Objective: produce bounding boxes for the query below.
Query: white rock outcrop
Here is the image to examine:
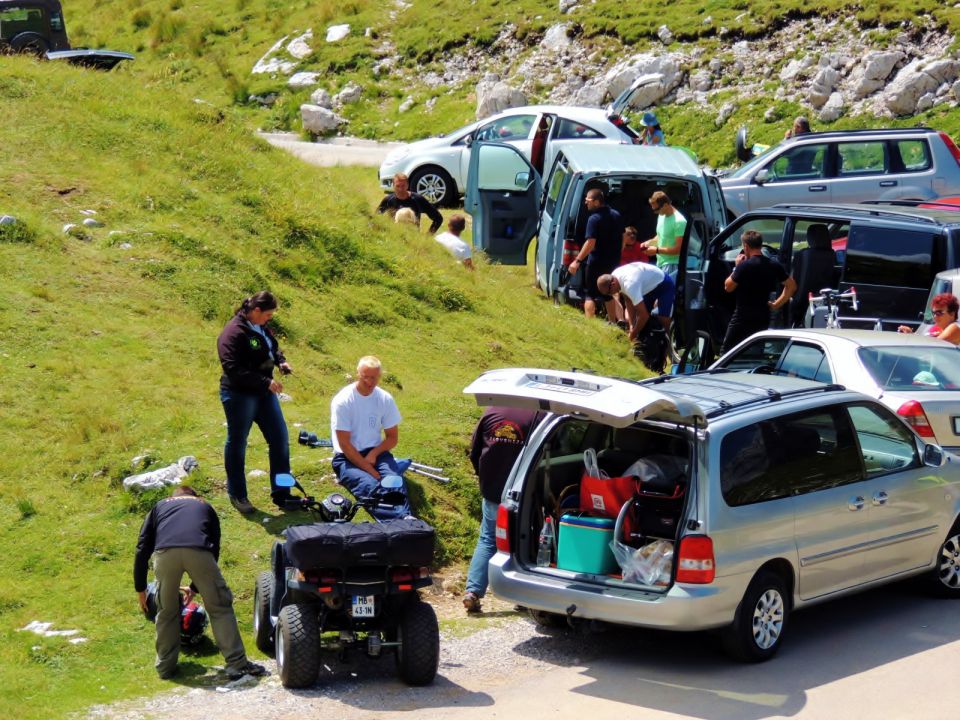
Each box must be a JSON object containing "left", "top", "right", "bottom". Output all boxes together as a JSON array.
[
  {"left": 301, "top": 104, "right": 346, "bottom": 134},
  {"left": 476, "top": 80, "right": 527, "bottom": 119},
  {"left": 288, "top": 72, "right": 320, "bottom": 89},
  {"left": 287, "top": 29, "right": 314, "bottom": 60},
  {"left": 326, "top": 24, "right": 350, "bottom": 42}
]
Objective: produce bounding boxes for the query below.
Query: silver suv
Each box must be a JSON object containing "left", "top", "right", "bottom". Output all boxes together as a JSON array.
[
  {"left": 719, "top": 127, "right": 960, "bottom": 218},
  {"left": 464, "top": 368, "right": 960, "bottom": 661}
]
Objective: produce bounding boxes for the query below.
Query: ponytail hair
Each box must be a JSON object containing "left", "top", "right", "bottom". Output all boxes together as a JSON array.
[{"left": 236, "top": 291, "right": 278, "bottom": 316}]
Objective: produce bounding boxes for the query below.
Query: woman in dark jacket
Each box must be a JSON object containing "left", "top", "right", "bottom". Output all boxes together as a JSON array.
[{"left": 217, "top": 291, "right": 293, "bottom": 514}]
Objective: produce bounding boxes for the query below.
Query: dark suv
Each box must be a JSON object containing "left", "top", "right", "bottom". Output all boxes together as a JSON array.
[
  {"left": 0, "top": 0, "right": 132, "bottom": 69},
  {"left": 677, "top": 201, "right": 960, "bottom": 358},
  {"left": 0, "top": 1, "right": 69, "bottom": 53}
]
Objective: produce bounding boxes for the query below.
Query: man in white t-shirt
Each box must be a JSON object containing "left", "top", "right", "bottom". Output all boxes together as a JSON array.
[
  {"left": 597, "top": 262, "right": 675, "bottom": 342},
  {"left": 434, "top": 213, "right": 473, "bottom": 269},
  {"left": 330, "top": 355, "right": 411, "bottom": 520}
]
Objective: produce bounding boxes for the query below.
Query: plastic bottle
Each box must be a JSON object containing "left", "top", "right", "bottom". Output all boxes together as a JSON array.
[{"left": 536, "top": 516, "right": 555, "bottom": 567}]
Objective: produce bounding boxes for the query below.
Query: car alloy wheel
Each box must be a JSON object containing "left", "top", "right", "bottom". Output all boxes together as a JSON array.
[{"left": 751, "top": 588, "right": 785, "bottom": 650}]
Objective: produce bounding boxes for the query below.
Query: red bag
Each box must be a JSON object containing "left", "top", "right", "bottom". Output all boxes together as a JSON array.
[{"left": 580, "top": 473, "right": 638, "bottom": 519}]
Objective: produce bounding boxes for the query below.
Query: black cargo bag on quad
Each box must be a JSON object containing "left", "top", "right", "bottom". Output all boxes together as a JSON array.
[
  {"left": 633, "top": 323, "right": 668, "bottom": 374},
  {"left": 283, "top": 519, "right": 435, "bottom": 570}
]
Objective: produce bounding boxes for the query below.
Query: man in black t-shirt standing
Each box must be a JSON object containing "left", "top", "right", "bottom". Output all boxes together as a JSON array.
[
  {"left": 721, "top": 229, "right": 797, "bottom": 353},
  {"left": 377, "top": 172, "right": 444, "bottom": 233},
  {"left": 462, "top": 406, "right": 543, "bottom": 613},
  {"left": 567, "top": 189, "right": 624, "bottom": 319}
]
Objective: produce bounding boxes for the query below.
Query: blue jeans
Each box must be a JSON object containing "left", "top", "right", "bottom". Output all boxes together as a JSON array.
[
  {"left": 220, "top": 388, "right": 290, "bottom": 504},
  {"left": 465, "top": 499, "right": 499, "bottom": 597},
  {"left": 332, "top": 449, "right": 412, "bottom": 520}
]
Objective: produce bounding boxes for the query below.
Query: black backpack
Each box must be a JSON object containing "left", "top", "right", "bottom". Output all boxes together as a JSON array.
[{"left": 634, "top": 324, "right": 667, "bottom": 374}]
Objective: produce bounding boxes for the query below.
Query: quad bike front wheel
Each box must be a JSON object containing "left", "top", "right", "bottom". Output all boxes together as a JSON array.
[
  {"left": 253, "top": 571, "right": 276, "bottom": 655},
  {"left": 276, "top": 603, "right": 320, "bottom": 688},
  {"left": 395, "top": 598, "right": 439, "bottom": 686}
]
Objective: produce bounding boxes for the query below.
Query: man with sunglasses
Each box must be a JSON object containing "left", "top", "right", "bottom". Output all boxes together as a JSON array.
[
  {"left": 567, "top": 188, "right": 624, "bottom": 320},
  {"left": 640, "top": 191, "right": 686, "bottom": 279}
]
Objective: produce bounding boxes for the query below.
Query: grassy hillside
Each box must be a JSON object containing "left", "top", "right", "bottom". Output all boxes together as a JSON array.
[
  {"left": 57, "top": 0, "right": 960, "bottom": 166},
  {"left": 0, "top": 56, "right": 642, "bottom": 718}
]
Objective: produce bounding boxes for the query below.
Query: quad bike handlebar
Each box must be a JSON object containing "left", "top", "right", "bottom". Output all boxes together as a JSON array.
[{"left": 297, "top": 492, "right": 404, "bottom": 523}]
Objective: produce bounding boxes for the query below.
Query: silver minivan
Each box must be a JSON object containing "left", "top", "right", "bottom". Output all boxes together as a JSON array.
[
  {"left": 464, "top": 139, "right": 727, "bottom": 304},
  {"left": 464, "top": 368, "right": 960, "bottom": 661}
]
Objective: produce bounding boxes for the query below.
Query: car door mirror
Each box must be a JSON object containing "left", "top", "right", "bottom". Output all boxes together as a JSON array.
[
  {"left": 465, "top": 134, "right": 474, "bottom": 148},
  {"left": 754, "top": 168, "right": 770, "bottom": 185},
  {"left": 515, "top": 171, "right": 530, "bottom": 188},
  {"left": 923, "top": 443, "right": 944, "bottom": 468}
]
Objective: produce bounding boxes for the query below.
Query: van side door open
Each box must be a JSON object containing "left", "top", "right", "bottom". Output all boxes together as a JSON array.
[{"left": 465, "top": 142, "right": 542, "bottom": 265}]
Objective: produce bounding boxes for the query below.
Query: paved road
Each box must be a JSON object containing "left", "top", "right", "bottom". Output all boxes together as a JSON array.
[
  {"left": 89, "top": 582, "right": 959, "bottom": 719},
  {"left": 259, "top": 132, "right": 403, "bottom": 168}
]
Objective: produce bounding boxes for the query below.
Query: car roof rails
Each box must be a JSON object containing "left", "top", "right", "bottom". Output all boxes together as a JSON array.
[
  {"left": 638, "top": 371, "right": 846, "bottom": 420},
  {"left": 769, "top": 203, "right": 944, "bottom": 225},
  {"left": 793, "top": 127, "right": 935, "bottom": 140}
]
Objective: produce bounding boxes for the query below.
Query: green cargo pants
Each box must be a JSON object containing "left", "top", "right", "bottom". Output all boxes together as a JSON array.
[{"left": 153, "top": 547, "right": 248, "bottom": 677}]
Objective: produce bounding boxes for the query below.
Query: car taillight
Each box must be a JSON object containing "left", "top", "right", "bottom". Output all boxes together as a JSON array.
[
  {"left": 495, "top": 504, "right": 512, "bottom": 553},
  {"left": 939, "top": 131, "right": 960, "bottom": 167},
  {"left": 676, "top": 535, "right": 715, "bottom": 584},
  {"left": 897, "top": 400, "right": 935, "bottom": 437}
]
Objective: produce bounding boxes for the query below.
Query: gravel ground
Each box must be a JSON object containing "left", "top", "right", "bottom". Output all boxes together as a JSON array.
[{"left": 83, "top": 593, "right": 601, "bottom": 720}]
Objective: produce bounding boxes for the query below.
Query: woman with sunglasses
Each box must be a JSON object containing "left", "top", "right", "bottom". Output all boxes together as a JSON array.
[{"left": 898, "top": 292, "right": 960, "bottom": 344}]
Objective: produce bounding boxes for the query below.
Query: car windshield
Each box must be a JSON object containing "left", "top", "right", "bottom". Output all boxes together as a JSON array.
[{"left": 858, "top": 346, "right": 960, "bottom": 391}]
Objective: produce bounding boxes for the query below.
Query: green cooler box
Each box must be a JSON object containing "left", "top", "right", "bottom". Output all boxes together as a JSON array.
[{"left": 557, "top": 513, "right": 619, "bottom": 575}]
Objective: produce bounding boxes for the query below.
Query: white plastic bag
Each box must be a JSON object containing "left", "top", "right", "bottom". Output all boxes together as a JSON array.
[
  {"left": 610, "top": 538, "right": 674, "bottom": 585},
  {"left": 123, "top": 456, "right": 198, "bottom": 493},
  {"left": 583, "top": 448, "right": 607, "bottom": 478}
]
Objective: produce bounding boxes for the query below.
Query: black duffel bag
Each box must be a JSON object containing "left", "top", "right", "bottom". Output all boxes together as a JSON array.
[{"left": 284, "top": 519, "right": 435, "bottom": 570}]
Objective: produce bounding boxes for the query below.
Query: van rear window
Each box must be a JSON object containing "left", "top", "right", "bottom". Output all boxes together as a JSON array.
[{"left": 843, "top": 226, "right": 936, "bottom": 289}]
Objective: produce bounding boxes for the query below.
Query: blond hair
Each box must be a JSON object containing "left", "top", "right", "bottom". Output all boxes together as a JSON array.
[
  {"left": 395, "top": 207, "right": 418, "bottom": 226},
  {"left": 357, "top": 355, "right": 382, "bottom": 373}
]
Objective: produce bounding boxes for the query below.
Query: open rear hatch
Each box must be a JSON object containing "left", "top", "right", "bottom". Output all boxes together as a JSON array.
[{"left": 465, "top": 369, "right": 704, "bottom": 591}]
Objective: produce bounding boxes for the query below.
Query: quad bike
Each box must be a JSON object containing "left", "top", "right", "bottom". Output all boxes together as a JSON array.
[{"left": 253, "top": 491, "right": 440, "bottom": 689}]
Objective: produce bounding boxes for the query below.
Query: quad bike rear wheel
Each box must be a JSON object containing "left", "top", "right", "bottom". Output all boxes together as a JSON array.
[
  {"left": 395, "top": 598, "right": 439, "bottom": 685},
  {"left": 276, "top": 603, "right": 320, "bottom": 688}
]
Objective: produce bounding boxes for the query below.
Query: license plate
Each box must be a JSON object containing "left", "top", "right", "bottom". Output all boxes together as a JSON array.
[
  {"left": 953, "top": 417, "right": 960, "bottom": 435},
  {"left": 351, "top": 595, "right": 375, "bottom": 618}
]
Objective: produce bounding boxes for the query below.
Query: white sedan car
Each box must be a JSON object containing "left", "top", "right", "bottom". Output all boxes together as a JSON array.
[
  {"left": 378, "top": 105, "right": 639, "bottom": 206},
  {"left": 709, "top": 329, "right": 960, "bottom": 452},
  {"left": 377, "top": 75, "right": 675, "bottom": 206}
]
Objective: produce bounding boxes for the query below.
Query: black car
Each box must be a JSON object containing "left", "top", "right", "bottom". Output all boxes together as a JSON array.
[
  {"left": 676, "top": 201, "right": 960, "bottom": 360},
  {"left": 0, "top": 0, "right": 133, "bottom": 69}
]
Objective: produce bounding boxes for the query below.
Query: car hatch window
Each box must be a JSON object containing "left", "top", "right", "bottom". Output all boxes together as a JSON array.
[
  {"left": 554, "top": 119, "right": 603, "bottom": 139},
  {"left": 846, "top": 403, "right": 920, "bottom": 477},
  {"left": 767, "top": 143, "right": 828, "bottom": 181},
  {"left": 837, "top": 141, "right": 886, "bottom": 176},
  {"left": 720, "top": 406, "right": 861, "bottom": 506},
  {"left": 895, "top": 140, "right": 932, "bottom": 172},
  {"left": 857, "top": 346, "right": 960, "bottom": 391},
  {"left": 778, "top": 343, "right": 832, "bottom": 382},
  {"left": 718, "top": 337, "right": 789, "bottom": 371},
  {"left": 843, "top": 225, "right": 936, "bottom": 289}
]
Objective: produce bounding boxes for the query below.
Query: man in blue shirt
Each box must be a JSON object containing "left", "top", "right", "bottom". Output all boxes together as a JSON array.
[{"left": 566, "top": 189, "right": 624, "bottom": 320}]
